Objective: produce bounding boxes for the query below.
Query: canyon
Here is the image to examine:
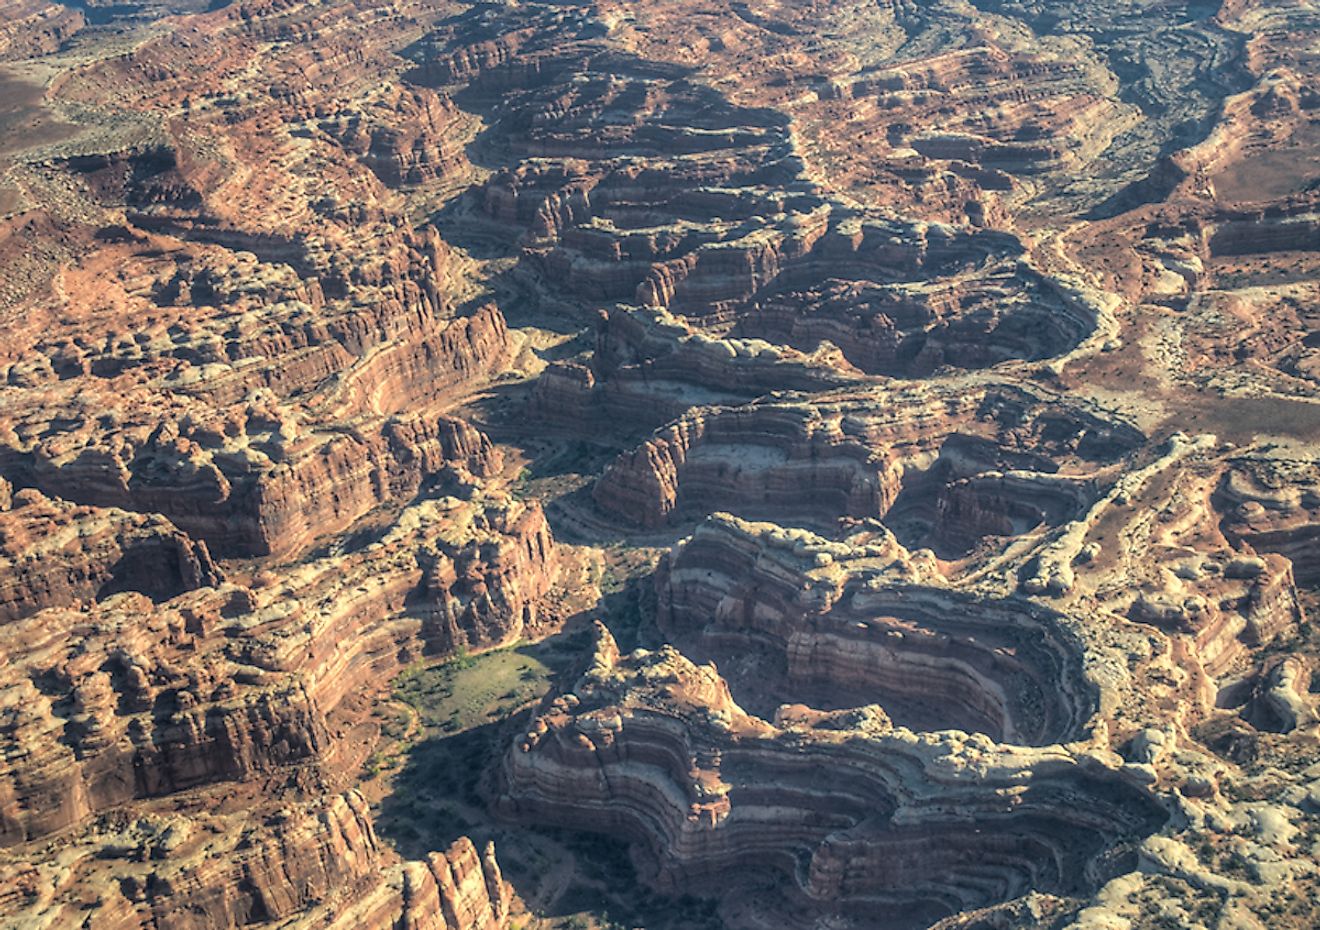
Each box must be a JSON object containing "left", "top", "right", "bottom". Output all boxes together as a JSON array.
[{"left": 0, "top": 0, "right": 1317, "bottom": 929}]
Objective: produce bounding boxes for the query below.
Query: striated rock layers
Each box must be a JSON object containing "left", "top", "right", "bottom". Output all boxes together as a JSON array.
[
  {"left": 1219, "top": 454, "right": 1320, "bottom": 586},
  {"left": 1, "top": 790, "right": 511, "bottom": 930},
  {"left": 728, "top": 266, "right": 1087, "bottom": 377},
  {"left": 593, "top": 383, "right": 1139, "bottom": 544},
  {"left": 422, "top": 17, "right": 1105, "bottom": 442},
  {"left": 0, "top": 293, "right": 514, "bottom": 558},
  {"left": 320, "top": 86, "right": 476, "bottom": 188},
  {"left": 500, "top": 619, "right": 1165, "bottom": 929},
  {"left": 0, "top": 588, "right": 329, "bottom": 845},
  {"left": 0, "top": 484, "right": 221, "bottom": 621},
  {"left": 421, "top": 493, "right": 562, "bottom": 654},
  {"left": 2, "top": 0, "right": 1318, "bottom": 928},
  {"left": 0, "top": 487, "right": 560, "bottom": 847},
  {"left": 656, "top": 513, "right": 1096, "bottom": 745}
]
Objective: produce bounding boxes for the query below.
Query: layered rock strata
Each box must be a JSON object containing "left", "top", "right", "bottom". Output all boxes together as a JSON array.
[
  {"left": 0, "top": 486, "right": 221, "bottom": 621},
  {"left": 1, "top": 0, "right": 1319, "bottom": 927},
  {"left": 1219, "top": 454, "right": 1320, "bottom": 586},
  {"left": 593, "top": 384, "right": 1138, "bottom": 541},
  {"left": 500, "top": 621, "right": 1164, "bottom": 929},
  {"left": 0, "top": 790, "right": 511, "bottom": 930},
  {"left": 408, "top": 12, "right": 1108, "bottom": 444},
  {"left": 657, "top": 513, "right": 1095, "bottom": 745},
  {"left": 0, "top": 486, "right": 558, "bottom": 843},
  {"left": 0, "top": 397, "right": 508, "bottom": 560}
]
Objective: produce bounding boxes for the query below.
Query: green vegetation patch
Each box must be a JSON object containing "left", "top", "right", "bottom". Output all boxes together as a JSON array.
[{"left": 394, "top": 644, "right": 559, "bottom": 735}]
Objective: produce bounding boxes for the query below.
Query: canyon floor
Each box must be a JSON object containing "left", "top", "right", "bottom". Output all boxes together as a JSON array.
[{"left": 0, "top": 0, "right": 1318, "bottom": 929}]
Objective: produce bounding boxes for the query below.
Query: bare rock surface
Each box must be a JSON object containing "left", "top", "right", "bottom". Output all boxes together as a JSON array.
[{"left": 0, "top": 0, "right": 1317, "bottom": 929}]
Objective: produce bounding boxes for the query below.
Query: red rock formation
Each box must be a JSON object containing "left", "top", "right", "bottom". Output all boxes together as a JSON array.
[
  {"left": 0, "top": 486, "right": 562, "bottom": 847},
  {"left": 395, "top": 837, "right": 512, "bottom": 930},
  {"left": 932, "top": 471, "right": 1096, "bottom": 556},
  {"left": 593, "top": 384, "right": 1137, "bottom": 535},
  {"left": 2, "top": 0, "right": 1318, "bottom": 928},
  {"left": 129, "top": 792, "right": 387, "bottom": 930},
  {"left": 320, "top": 87, "right": 475, "bottom": 187},
  {"left": 0, "top": 488, "right": 221, "bottom": 621},
  {"left": 731, "top": 266, "right": 1088, "bottom": 376},
  {"left": 423, "top": 497, "right": 561, "bottom": 654},
  {"left": 0, "top": 0, "right": 84, "bottom": 59},
  {"left": 0, "top": 622, "right": 329, "bottom": 845},
  {"left": 1203, "top": 197, "right": 1320, "bottom": 257},
  {"left": 657, "top": 513, "right": 1096, "bottom": 744},
  {"left": 500, "top": 622, "right": 1163, "bottom": 928},
  {"left": 0, "top": 789, "right": 511, "bottom": 930},
  {"left": 1, "top": 400, "right": 509, "bottom": 559}
]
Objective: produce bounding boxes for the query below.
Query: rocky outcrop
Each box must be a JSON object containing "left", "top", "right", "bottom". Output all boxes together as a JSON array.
[
  {"left": 658, "top": 513, "right": 1097, "bottom": 744},
  {"left": 0, "top": 484, "right": 562, "bottom": 847},
  {"left": 321, "top": 87, "right": 473, "bottom": 187},
  {"left": 0, "top": 621, "right": 329, "bottom": 845},
  {"left": 0, "top": 0, "right": 83, "bottom": 59},
  {"left": 527, "top": 305, "right": 857, "bottom": 433},
  {"left": 127, "top": 792, "right": 388, "bottom": 930},
  {"left": 421, "top": 496, "right": 561, "bottom": 655},
  {"left": 2, "top": 227, "right": 503, "bottom": 405},
  {"left": 931, "top": 471, "right": 1095, "bottom": 556},
  {"left": 0, "top": 790, "right": 511, "bottom": 930},
  {"left": 731, "top": 266, "right": 1088, "bottom": 376},
  {"left": 0, "top": 488, "right": 221, "bottom": 621},
  {"left": 835, "top": 45, "right": 1137, "bottom": 176},
  {"left": 1219, "top": 456, "right": 1320, "bottom": 585},
  {"left": 500, "top": 622, "right": 1164, "bottom": 928},
  {"left": 594, "top": 401, "right": 895, "bottom": 529},
  {"left": 1204, "top": 198, "right": 1320, "bottom": 257},
  {"left": 594, "top": 384, "right": 1138, "bottom": 538},
  {"left": 393, "top": 837, "right": 512, "bottom": 930},
  {"left": 1242, "top": 657, "right": 1317, "bottom": 734},
  {"left": 0, "top": 403, "right": 506, "bottom": 559}
]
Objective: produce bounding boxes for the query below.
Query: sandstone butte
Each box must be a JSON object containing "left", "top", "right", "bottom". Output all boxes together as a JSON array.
[{"left": 0, "top": 0, "right": 1317, "bottom": 928}]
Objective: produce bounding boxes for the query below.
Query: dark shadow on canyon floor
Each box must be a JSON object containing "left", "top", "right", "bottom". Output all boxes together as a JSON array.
[{"left": 373, "top": 620, "right": 725, "bottom": 930}]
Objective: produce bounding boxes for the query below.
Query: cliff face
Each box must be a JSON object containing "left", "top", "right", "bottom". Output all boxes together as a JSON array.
[
  {"left": 593, "top": 402, "right": 896, "bottom": 529},
  {"left": 0, "top": 486, "right": 221, "bottom": 621},
  {"left": 116, "top": 792, "right": 385, "bottom": 930},
  {"left": 0, "top": 483, "right": 544, "bottom": 927},
  {"left": 501, "top": 621, "right": 1164, "bottom": 929},
  {"left": 0, "top": 790, "right": 511, "bottom": 930},
  {"left": 1, "top": 392, "right": 500, "bottom": 544},
  {"left": 592, "top": 384, "right": 1138, "bottom": 545},
  {"left": 422, "top": 497, "right": 560, "bottom": 654},
  {"left": 0, "top": 589, "right": 330, "bottom": 846},
  {"left": 0, "top": 484, "right": 563, "bottom": 849},
  {"left": 656, "top": 514, "right": 1097, "bottom": 745},
  {"left": 526, "top": 305, "right": 859, "bottom": 434},
  {"left": 392, "top": 837, "right": 512, "bottom": 930},
  {"left": 2, "top": 0, "right": 1320, "bottom": 927},
  {"left": 1, "top": 299, "right": 513, "bottom": 559}
]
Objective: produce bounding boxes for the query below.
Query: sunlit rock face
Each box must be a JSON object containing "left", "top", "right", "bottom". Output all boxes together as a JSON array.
[
  {"left": 501, "top": 618, "right": 1164, "bottom": 929},
  {"left": 1, "top": 0, "right": 1319, "bottom": 928}
]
